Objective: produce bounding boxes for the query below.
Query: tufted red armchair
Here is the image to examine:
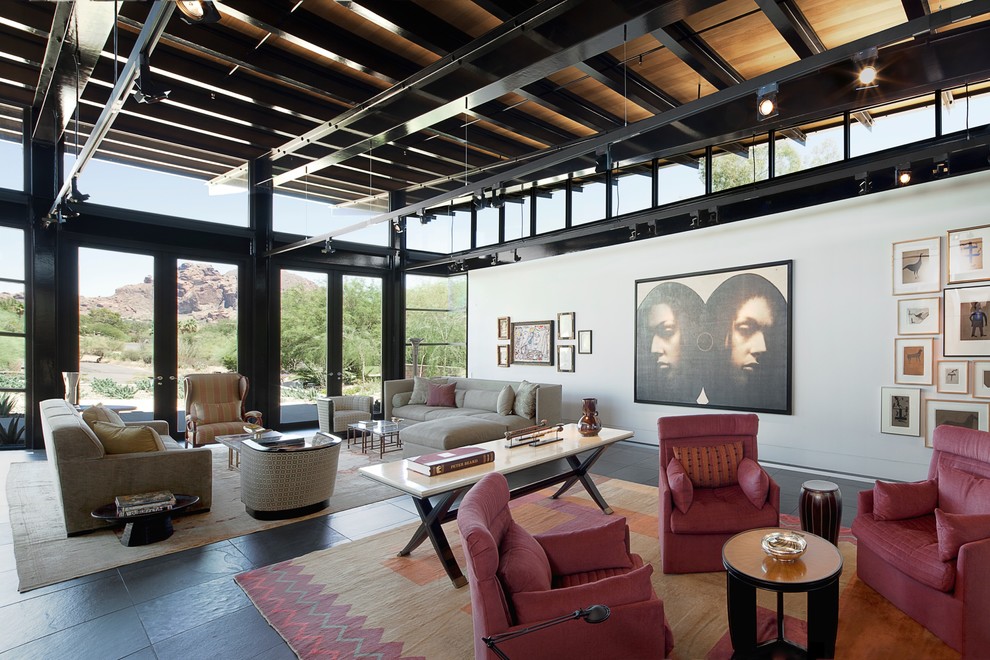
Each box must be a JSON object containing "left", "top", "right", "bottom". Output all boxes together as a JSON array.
[
  {"left": 457, "top": 472, "right": 673, "bottom": 660},
  {"left": 184, "top": 373, "right": 263, "bottom": 447}
]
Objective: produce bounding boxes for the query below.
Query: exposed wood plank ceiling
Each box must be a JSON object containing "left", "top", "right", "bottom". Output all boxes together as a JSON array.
[{"left": 2, "top": 0, "right": 990, "bottom": 229}]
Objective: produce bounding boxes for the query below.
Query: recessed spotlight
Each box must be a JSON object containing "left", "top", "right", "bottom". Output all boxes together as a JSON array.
[{"left": 756, "top": 83, "right": 778, "bottom": 121}]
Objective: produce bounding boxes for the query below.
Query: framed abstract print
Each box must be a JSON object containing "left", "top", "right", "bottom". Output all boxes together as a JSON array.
[
  {"left": 896, "top": 297, "right": 940, "bottom": 335},
  {"left": 948, "top": 225, "right": 990, "bottom": 284},
  {"left": 511, "top": 320, "right": 554, "bottom": 366},
  {"left": 936, "top": 360, "right": 970, "bottom": 395},
  {"left": 894, "top": 337, "right": 933, "bottom": 385},
  {"left": 943, "top": 285, "right": 990, "bottom": 356},
  {"left": 892, "top": 237, "right": 940, "bottom": 295},
  {"left": 925, "top": 399, "right": 989, "bottom": 448},
  {"left": 880, "top": 386, "right": 920, "bottom": 436}
]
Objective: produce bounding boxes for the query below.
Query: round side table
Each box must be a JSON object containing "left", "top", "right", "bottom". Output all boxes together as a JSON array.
[{"left": 799, "top": 480, "right": 842, "bottom": 545}]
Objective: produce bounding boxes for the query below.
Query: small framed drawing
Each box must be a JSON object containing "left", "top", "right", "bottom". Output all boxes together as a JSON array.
[
  {"left": 497, "top": 344, "right": 510, "bottom": 368},
  {"left": 974, "top": 361, "right": 990, "bottom": 398},
  {"left": 557, "top": 312, "right": 575, "bottom": 340},
  {"left": 894, "top": 337, "right": 933, "bottom": 385},
  {"left": 880, "top": 386, "right": 921, "bottom": 436},
  {"left": 948, "top": 225, "right": 990, "bottom": 284},
  {"left": 936, "top": 360, "right": 970, "bottom": 394},
  {"left": 511, "top": 320, "right": 554, "bottom": 366},
  {"left": 897, "top": 297, "right": 940, "bottom": 335},
  {"left": 497, "top": 316, "right": 510, "bottom": 340},
  {"left": 577, "top": 329, "right": 593, "bottom": 354},
  {"left": 925, "top": 399, "right": 989, "bottom": 448},
  {"left": 943, "top": 284, "right": 990, "bottom": 356},
  {"left": 892, "top": 236, "right": 940, "bottom": 295},
  {"left": 557, "top": 345, "right": 575, "bottom": 372}
]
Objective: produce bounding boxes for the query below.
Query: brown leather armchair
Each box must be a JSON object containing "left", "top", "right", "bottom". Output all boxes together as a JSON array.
[{"left": 184, "top": 373, "right": 263, "bottom": 447}]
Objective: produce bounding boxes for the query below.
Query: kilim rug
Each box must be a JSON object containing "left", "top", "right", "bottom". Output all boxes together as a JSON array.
[
  {"left": 235, "top": 477, "right": 958, "bottom": 659},
  {"left": 7, "top": 443, "right": 401, "bottom": 592}
]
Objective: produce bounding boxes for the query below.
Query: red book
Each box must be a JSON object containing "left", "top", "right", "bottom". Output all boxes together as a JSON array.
[{"left": 407, "top": 446, "right": 495, "bottom": 476}]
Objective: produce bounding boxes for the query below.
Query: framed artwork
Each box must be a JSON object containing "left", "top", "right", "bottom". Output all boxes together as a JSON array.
[
  {"left": 880, "top": 386, "right": 921, "bottom": 436},
  {"left": 896, "top": 297, "right": 940, "bottom": 335},
  {"left": 925, "top": 399, "right": 989, "bottom": 448},
  {"left": 557, "top": 312, "right": 575, "bottom": 340},
  {"left": 936, "top": 360, "right": 970, "bottom": 394},
  {"left": 511, "top": 320, "right": 555, "bottom": 366},
  {"left": 948, "top": 225, "right": 990, "bottom": 284},
  {"left": 635, "top": 260, "right": 792, "bottom": 414},
  {"left": 578, "top": 329, "right": 593, "bottom": 354},
  {"left": 973, "top": 361, "right": 990, "bottom": 398},
  {"left": 944, "top": 285, "right": 990, "bottom": 356},
  {"left": 894, "top": 337, "right": 933, "bottom": 385},
  {"left": 497, "top": 344, "right": 510, "bottom": 368},
  {"left": 892, "top": 237, "right": 940, "bottom": 295},
  {"left": 497, "top": 316, "right": 510, "bottom": 340},
  {"left": 557, "top": 345, "right": 575, "bottom": 372}
]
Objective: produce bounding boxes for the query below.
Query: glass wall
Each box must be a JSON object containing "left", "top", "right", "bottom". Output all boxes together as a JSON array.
[
  {"left": 0, "top": 226, "right": 25, "bottom": 448},
  {"left": 503, "top": 187, "right": 532, "bottom": 241},
  {"left": 571, "top": 171, "right": 607, "bottom": 226},
  {"left": 280, "top": 270, "right": 328, "bottom": 423},
  {"left": 405, "top": 274, "right": 467, "bottom": 378},
  {"left": 476, "top": 205, "right": 501, "bottom": 247},
  {"left": 943, "top": 83, "right": 990, "bottom": 134},
  {"left": 406, "top": 210, "right": 453, "bottom": 253},
  {"left": 774, "top": 119, "right": 843, "bottom": 177},
  {"left": 851, "top": 96, "right": 936, "bottom": 158},
  {"left": 535, "top": 182, "right": 566, "bottom": 233},
  {"left": 612, "top": 162, "right": 653, "bottom": 216},
  {"left": 710, "top": 139, "right": 770, "bottom": 192},
  {"left": 343, "top": 275, "right": 383, "bottom": 401},
  {"left": 274, "top": 186, "right": 389, "bottom": 247},
  {"left": 657, "top": 155, "right": 704, "bottom": 206},
  {"left": 0, "top": 103, "right": 23, "bottom": 192}
]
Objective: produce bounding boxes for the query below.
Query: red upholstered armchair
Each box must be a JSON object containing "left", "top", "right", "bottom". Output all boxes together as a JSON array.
[
  {"left": 184, "top": 373, "right": 263, "bottom": 447},
  {"left": 852, "top": 425, "right": 990, "bottom": 657},
  {"left": 457, "top": 472, "right": 673, "bottom": 660},
  {"left": 658, "top": 413, "right": 780, "bottom": 573}
]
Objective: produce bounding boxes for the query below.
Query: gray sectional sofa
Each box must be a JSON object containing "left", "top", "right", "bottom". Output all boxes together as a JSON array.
[{"left": 383, "top": 377, "right": 562, "bottom": 458}]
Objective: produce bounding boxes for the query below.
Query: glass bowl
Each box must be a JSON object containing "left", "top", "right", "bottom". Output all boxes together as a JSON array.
[{"left": 761, "top": 531, "right": 808, "bottom": 562}]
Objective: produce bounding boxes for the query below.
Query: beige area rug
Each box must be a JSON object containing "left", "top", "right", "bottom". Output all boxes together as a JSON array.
[
  {"left": 236, "top": 478, "right": 958, "bottom": 659},
  {"left": 7, "top": 443, "right": 402, "bottom": 592}
]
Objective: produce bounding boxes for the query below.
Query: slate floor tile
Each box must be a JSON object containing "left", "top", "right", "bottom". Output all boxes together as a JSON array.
[
  {"left": 135, "top": 575, "right": 249, "bottom": 645},
  {"left": 0, "top": 606, "right": 150, "bottom": 660},
  {"left": 153, "top": 604, "right": 283, "bottom": 660}
]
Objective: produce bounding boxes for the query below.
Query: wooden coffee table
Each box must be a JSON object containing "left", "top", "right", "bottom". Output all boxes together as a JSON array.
[
  {"left": 91, "top": 494, "right": 200, "bottom": 547},
  {"left": 359, "top": 423, "right": 632, "bottom": 587},
  {"left": 722, "top": 528, "right": 843, "bottom": 659}
]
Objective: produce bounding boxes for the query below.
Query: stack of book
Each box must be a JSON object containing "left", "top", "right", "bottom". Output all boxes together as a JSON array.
[
  {"left": 407, "top": 446, "right": 495, "bottom": 476},
  {"left": 115, "top": 490, "right": 176, "bottom": 516}
]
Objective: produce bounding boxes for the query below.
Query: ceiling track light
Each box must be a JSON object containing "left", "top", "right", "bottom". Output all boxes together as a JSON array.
[
  {"left": 66, "top": 176, "right": 89, "bottom": 204},
  {"left": 895, "top": 163, "right": 912, "bottom": 186},
  {"left": 321, "top": 238, "right": 335, "bottom": 255},
  {"left": 513, "top": 249, "right": 521, "bottom": 263},
  {"left": 392, "top": 218, "right": 404, "bottom": 234},
  {"left": 133, "top": 52, "right": 170, "bottom": 104},
  {"left": 856, "top": 172, "right": 872, "bottom": 195},
  {"left": 176, "top": 1, "right": 221, "bottom": 25},
  {"left": 756, "top": 83, "right": 778, "bottom": 121},
  {"left": 595, "top": 144, "right": 612, "bottom": 174},
  {"left": 490, "top": 254, "right": 499, "bottom": 266},
  {"left": 933, "top": 154, "right": 951, "bottom": 178},
  {"left": 854, "top": 47, "right": 879, "bottom": 90}
]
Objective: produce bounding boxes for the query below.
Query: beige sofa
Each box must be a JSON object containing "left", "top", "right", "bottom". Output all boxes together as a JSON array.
[
  {"left": 40, "top": 399, "right": 213, "bottom": 535},
  {"left": 383, "top": 377, "right": 562, "bottom": 458}
]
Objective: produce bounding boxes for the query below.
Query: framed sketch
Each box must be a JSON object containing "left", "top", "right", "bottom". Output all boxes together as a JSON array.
[
  {"left": 925, "top": 399, "right": 989, "bottom": 448},
  {"left": 948, "top": 225, "right": 990, "bottom": 284},
  {"left": 511, "top": 320, "right": 554, "bottom": 366},
  {"left": 557, "top": 312, "right": 575, "bottom": 340},
  {"left": 892, "top": 236, "right": 940, "bottom": 295},
  {"left": 578, "top": 329, "right": 593, "bottom": 354},
  {"left": 635, "top": 260, "right": 792, "bottom": 414},
  {"left": 936, "top": 360, "right": 970, "bottom": 394},
  {"left": 497, "top": 344, "right": 510, "bottom": 368},
  {"left": 897, "top": 297, "right": 940, "bottom": 335},
  {"left": 557, "top": 345, "right": 575, "bottom": 372},
  {"left": 881, "top": 386, "right": 921, "bottom": 436},
  {"left": 943, "top": 285, "right": 990, "bottom": 356},
  {"left": 973, "top": 361, "right": 990, "bottom": 398},
  {"left": 497, "top": 316, "right": 510, "bottom": 340},
  {"left": 894, "top": 337, "right": 933, "bottom": 385}
]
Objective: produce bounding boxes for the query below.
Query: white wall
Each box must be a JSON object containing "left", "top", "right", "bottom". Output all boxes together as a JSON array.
[{"left": 466, "top": 169, "right": 990, "bottom": 482}]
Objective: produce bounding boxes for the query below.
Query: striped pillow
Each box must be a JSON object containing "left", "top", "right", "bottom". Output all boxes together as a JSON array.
[{"left": 672, "top": 441, "right": 744, "bottom": 488}]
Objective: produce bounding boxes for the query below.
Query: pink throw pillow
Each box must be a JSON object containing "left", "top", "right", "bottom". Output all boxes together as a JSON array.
[
  {"left": 497, "top": 521, "right": 551, "bottom": 596},
  {"left": 873, "top": 479, "right": 938, "bottom": 521},
  {"left": 536, "top": 516, "right": 632, "bottom": 575},
  {"left": 425, "top": 382, "right": 457, "bottom": 407},
  {"left": 666, "top": 458, "right": 694, "bottom": 514},
  {"left": 937, "top": 465, "right": 990, "bottom": 515},
  {"left": 512, "top": 564, "right": 654, "bottom": 624},
  {"left": 934, "top": 508, "right": 990, "bottom": 561},
  {"left": 737, "top": 457, "right": 769, "bottom": 509}
]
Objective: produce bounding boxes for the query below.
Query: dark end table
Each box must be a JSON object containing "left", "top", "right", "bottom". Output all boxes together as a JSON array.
[{"left": 91, "top": 494, "right": 200, "bottom": 546}]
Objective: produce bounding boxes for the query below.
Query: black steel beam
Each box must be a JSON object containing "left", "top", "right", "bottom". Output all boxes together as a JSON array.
[
  {"left": 902, "top": 0, "right": 931, "bottom": 21},
  {"left": 754, "top": 0, "right": 825, "bottom": 59},
  {"left": 652, "top": 20, "right": 743, "bottom": 89}
]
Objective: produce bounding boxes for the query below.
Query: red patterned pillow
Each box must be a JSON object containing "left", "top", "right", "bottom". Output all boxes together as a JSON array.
[
  {"left": 426, "top": 382, "right": 457, "bottom": 407},
  {"left": 672, "top": 441, "right": 744, "bottom": 488}
]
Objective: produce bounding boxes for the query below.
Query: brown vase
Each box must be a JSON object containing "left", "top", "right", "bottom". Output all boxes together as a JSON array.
[{"left": 577, "top": 397, "right": 603, "bottom": 436}]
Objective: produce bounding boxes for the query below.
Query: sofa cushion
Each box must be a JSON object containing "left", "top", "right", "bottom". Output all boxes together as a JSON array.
[
  {"left": 81, "top": 404, "right": 124, "bottom": 428},
  {"left": 391, "top": 391, "right": 412, "bottom": 409},
  {"left": 192, "top": 401, "right": 241, "bottom": 425},
  {"left": 426, "top": 382, "right": 456, "bottom": 407},
  {"left": 402, "top": 417, "right": 506, "bottom": 451},
  {"left": 670, "top": 484, "right": 778, "bottom": 534},
  {"left": 513, "top": 380, "right": 539, "bottom": 418},
  {"left": 874, "top": 479, "right": 938, "bottom": 520},
  {"left": 498, "top": 521, "right": 552, "bottom": 597},
  {"left": 497, "top": 385, "right": 515, "bottom": 416},
  {"left": 737, "top": 457, "right": 769, "bottom": 509},
  {"left": 938, "top": 465, "right": 990, "bottom": 515},
  {"left": 666, "top": 458, "right": 693, "bottom": 514},
  {"left": 469, "top": 413, "right": 530, "bottom": 432},
  {"left": 852, "top": 513, "right": 955, "bottom": 592},
  {"left": 672, "top": 441, "right": 744, "bottom": 488},
  {"left": 91, "top": 421, "right": 165, "bottom": 454},
  {"left": 536, "top": 516, "right": 633, "bottom": 575},
  {"left": 462, "top": 389, "right": 500, "bottom": 413},
  {"left": 512, "top": 564, "right": 654, "bottom": 625},
  {"left": 934, "top": 508, "right": 990, "bottom": 561},
  {"left": 409, "top": 376, "right": 447, "bottom": 405}
]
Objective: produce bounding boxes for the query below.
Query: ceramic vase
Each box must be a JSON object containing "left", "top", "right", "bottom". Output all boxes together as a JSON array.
[
  {"left": 62, "top": 371, "right": 80, "bottom": 406},
  {"left": 577, "top": 397, "right": 602, "bottom": 436}
]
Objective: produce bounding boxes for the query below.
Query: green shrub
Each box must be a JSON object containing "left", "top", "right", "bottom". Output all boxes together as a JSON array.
[{"left": 89, "top": 377, "right": 138, "bottom": 399}]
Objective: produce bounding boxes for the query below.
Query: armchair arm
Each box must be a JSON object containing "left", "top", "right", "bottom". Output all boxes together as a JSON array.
[
  {"left": 957, "top": 536, "right": 990, "bottom": 655},
  {"left": 536, "top": 517, "right": 633, "bottom": 574},
  {"left": 125, "top": 420, "right": 170, "bottom": 435},
  {"left": 858, "top": 488, "right": 875, "bottom": 515},
  {"left": 243, "top": 410, "right": 263, "bottom": 426},
  {"left": 383, "top": 378, "right": 414, "bottom": 421}
]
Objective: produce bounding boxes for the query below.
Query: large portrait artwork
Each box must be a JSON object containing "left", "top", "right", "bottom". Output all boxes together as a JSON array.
[{"left": 635, "top": 261, "right": 792, "bottom": 414}]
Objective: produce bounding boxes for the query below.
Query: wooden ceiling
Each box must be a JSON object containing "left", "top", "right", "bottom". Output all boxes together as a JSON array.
[{"left": 3, "top": 0, "right": 990, "bottom": 225}]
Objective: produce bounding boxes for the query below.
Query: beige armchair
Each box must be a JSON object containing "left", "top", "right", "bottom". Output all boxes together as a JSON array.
[
  {"left": 317, "top": 396, "right": 373, "bottom": 440},
  {"left": 184, "top": 373, "right": 263, "bottom": 447}
]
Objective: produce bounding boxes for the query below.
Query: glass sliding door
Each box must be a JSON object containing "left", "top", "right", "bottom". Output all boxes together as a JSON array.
[
  {"left": 0, "top": 226, "right": 26, "bottom": 449},
  {"left": 342, "top": 275, "right": 382, "bottom": 404},
  {"left": 279, "top": 269, "right": 328, "bottom": 424}
]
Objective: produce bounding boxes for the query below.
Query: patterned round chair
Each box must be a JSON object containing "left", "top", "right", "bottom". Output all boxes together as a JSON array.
[{"left": 239, "top": 433, "right": 342, "bottom": 519}]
